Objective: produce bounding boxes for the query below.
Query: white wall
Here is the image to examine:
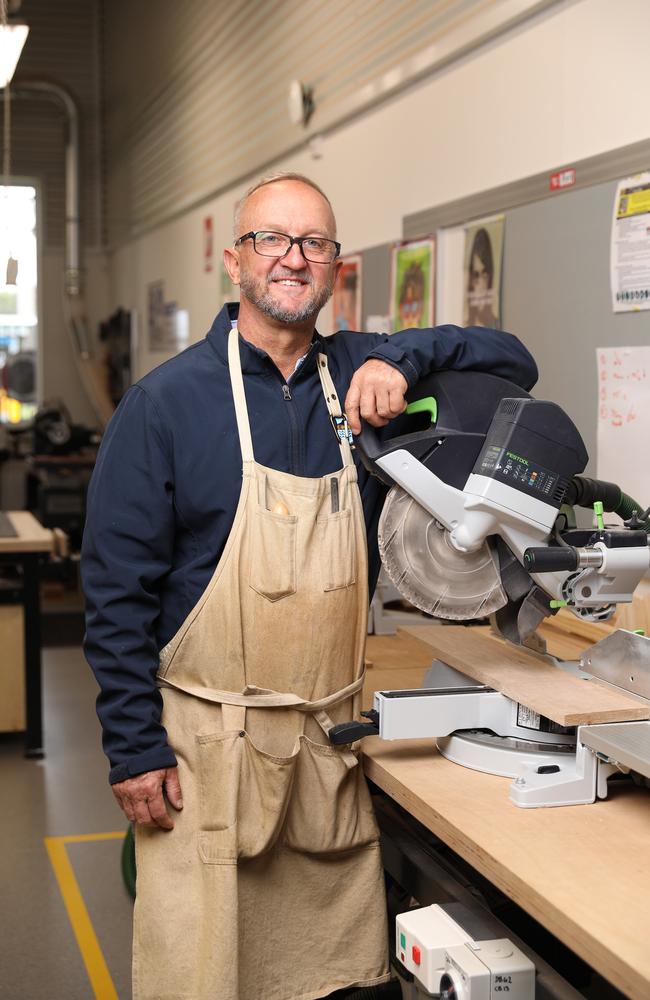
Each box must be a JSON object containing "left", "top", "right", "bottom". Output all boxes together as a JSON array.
[
  {"left": 108, "top": 0, "right": 650, "bottom": 378},
  {"left": 41, "top": 250, "right": 111, "bottom": 425}
]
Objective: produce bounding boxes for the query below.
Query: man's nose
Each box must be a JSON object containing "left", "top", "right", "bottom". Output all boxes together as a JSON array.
[{"left": 281, "top": 242, "right": 307, "bottom": 268}]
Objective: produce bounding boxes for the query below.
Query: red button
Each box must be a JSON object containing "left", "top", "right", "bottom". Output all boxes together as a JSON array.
[{"left": 412, "top": 945, "right": 421, "bottom": 965}]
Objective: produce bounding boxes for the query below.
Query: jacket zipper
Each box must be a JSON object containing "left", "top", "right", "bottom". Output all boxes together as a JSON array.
[{"left": 280, "top": 380, "right": 301, "bottom": 472}]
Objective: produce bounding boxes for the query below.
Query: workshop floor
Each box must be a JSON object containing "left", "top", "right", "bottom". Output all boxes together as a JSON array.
[{"left": 0, "top": 626, "right": 134, "bottom": 1000}]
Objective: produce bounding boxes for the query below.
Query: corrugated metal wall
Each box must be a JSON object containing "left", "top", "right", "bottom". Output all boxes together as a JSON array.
[
  {"left": 103, "top": 0, "right": 553, "bottom": 246},
  {"left": 0, "top": 0, "right": 103, "bottom": 250}
]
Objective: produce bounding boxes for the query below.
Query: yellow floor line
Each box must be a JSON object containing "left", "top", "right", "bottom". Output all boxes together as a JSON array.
[{"left": 45, "top": 832, "right": 126, "bottom": 1000}]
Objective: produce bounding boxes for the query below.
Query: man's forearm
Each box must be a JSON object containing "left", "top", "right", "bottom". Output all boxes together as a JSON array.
[{"left": 366, "top": 324, "right": 538, "bottom": 391}]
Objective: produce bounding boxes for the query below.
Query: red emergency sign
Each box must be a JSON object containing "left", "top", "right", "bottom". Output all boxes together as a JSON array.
[{"left": 549, "top": 168, "right": 576, "bottom": 192}]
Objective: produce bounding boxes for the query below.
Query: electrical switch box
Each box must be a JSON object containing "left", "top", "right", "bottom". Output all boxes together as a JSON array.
[
  {"left": 396, "top": 905, "right": 535, "bottom": 998},
  {"left": 397, "top": 905, "right": 473, "bottom": 994}
]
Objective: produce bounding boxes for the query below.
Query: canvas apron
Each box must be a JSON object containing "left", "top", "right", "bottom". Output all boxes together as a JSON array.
[{"left": 132, "top": 328, "right": 389, "bottom": 1000}]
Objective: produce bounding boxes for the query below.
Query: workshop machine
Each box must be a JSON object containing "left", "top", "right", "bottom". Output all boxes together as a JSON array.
[
  {"left": 396, "top": 904, "right": 535, "bottom": 1000},
  {"left": 330, "top": 370, "right": 650, "bottom": 808}
]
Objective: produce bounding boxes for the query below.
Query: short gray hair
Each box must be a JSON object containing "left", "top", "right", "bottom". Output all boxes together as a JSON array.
[{"left": 232, "top": 172, "right": 336, "bottom": 241}]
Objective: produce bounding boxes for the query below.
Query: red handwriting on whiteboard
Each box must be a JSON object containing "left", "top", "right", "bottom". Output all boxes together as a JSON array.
[{"left": 598, "top": 352, "right": 648, "bottom": 429}]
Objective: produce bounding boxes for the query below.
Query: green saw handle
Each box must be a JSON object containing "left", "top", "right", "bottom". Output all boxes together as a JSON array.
[{"left": 406, "top": 396, "right": 437, "bottom": 424}]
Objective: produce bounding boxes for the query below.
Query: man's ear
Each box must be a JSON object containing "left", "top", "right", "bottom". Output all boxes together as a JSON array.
[
  {"left": 331, "top": 257, "right": 343, "bottom": 288},
  {"left": 223, "top": 246, "right": 240, "bottom": 286}
]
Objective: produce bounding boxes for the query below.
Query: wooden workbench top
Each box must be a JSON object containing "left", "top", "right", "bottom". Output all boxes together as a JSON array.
[
  {"left": 0, "top": 511, "right": 57, "bottom": 553},
  {"left": 363, "top": 631, "right": 650, "bottom": 999}
]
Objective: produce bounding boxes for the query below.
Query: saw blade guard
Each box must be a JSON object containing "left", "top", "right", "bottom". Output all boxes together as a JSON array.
[{"left": 378, "top": 485, "right": 507, "bottom": 620}]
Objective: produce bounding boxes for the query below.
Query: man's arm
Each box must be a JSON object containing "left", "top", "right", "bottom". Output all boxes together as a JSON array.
[
  {"left": 343, "top": 324, "right": 537, "bottom": 433},
  {"left": 82, "top": 386, "right": 182, "bottom": 827}
]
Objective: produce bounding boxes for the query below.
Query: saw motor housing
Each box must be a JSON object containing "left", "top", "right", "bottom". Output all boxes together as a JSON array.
[{"left": 358, "top": 370, "right": 649, "bottom": 643}]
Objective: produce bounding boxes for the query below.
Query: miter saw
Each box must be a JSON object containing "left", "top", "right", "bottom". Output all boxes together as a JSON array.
[{"left": 330, "top": 370, "right": 650, "bottom": 807}]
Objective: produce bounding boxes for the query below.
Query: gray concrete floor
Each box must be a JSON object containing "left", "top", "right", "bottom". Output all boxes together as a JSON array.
[{"left": 0, "top": 640, "right": 133, "bottom": 1000}]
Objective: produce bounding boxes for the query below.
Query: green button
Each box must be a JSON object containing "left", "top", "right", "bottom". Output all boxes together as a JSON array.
[
  {"left": 550, "top": 600, "right": 568, "bottom": 609},
  {"left": 400, "top": 932, "right": 406, "bottom": 949}
]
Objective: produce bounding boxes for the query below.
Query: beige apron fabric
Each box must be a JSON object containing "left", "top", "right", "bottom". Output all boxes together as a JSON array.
[{"left": 132, "top": 328, "right": 389, "bottom": 1000}]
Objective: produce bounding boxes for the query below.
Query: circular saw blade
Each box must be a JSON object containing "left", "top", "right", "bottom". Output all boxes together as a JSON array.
[{"left": 378, "top": 485, "right": 507, "bottom": 620}]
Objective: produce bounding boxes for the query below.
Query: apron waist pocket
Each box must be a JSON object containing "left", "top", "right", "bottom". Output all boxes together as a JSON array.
[{"left": 196, "top": 731, "right": 378, "bottom": 864}]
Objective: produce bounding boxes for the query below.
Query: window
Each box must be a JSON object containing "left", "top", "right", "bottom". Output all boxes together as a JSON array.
[{"left": 0, "top": 184, "right": 38, "bottom": 425}]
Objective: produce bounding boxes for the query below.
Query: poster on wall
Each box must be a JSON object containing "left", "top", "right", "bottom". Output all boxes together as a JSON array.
[
  {"left": 390, "top": 238, "right": 435, "bottom": 332},
  {"left": 463, "top": 216, "right": 504, "bottom": 328},
  {"left": 610, "top": 172, "right": 650, "bottom": 313},
  {"left": 332, "top": 255, "right": 362, "bottom": 331},
  {"left": 148, "top": 280, "right": 189, "bottom": 353},
  {"left": 596, "top": 345, "right": 650, "bottom": 508}
]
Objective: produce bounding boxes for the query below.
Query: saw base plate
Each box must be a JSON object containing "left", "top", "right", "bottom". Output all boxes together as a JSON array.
[{"left": 437, "top": 729, "right": 576, "bottom": 780}]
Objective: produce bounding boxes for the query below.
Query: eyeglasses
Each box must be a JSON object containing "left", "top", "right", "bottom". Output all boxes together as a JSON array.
[{"left": 235, "top": 230, "right": 341, "bottom": 263}]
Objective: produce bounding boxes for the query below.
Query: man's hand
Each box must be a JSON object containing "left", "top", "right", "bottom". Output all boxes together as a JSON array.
[
  {"left": 112, "top": 766, "right": 183, "bottom": 830},
  {"left": 344, "top": 359, "right": 408, "bottom": 435}
]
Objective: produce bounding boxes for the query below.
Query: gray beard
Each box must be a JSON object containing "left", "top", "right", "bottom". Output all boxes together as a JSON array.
[{"left": 239, "top": 270, "right": 335, "bottom": 324}]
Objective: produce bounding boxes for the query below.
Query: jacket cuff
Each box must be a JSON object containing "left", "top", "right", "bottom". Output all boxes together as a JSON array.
[
  {"left": 108, "top": 745, "right": 178, "bottom": 785},
  {"left": 365, "top": 345, "right": 419, "bottom": 387}
]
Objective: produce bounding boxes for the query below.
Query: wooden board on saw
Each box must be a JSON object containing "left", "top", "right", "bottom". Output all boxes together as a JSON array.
[{"left": 400, "top": 624, "right": 650, "bottom": 726}]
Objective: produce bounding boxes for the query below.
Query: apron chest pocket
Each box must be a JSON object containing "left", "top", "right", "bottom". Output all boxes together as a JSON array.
[
  {"left": 318, "top": 508, "right": 356, "bottom": 591},
  {"left": 249, "top": 507, "right": 298, "bottom": 602}
]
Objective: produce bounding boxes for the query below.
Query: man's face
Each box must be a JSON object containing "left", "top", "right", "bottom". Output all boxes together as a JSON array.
[
  {"left": 230, "top": 180, "right": 339, "bottom": 325},
  {"left": 470, "top": 253, "right": 490, "bottom": 294}
]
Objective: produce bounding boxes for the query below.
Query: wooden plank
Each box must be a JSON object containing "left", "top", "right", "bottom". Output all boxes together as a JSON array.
[
  {"left": 546, "top": 607, "right": 613, "bottom": 645},
  {"left": 0, "top": 511, "right": 55, "bottom": 553},
  {"left": 363, "top": 737, "right": 650, "bottom": 1000},
  {"left": 400, "top": 625, "right": 650, "bottom": 725},
  {"left": 366, "top": 632, "right": 435, "bottom": 673},
  {"left": 536, "top": 624, "right": 590, "bottom": 661},
  {"left": 0, "top": 605, "right": 25, "bottom": 731},
  {"left": 363, "top": 632, "right": 437, "bottom": 711}
]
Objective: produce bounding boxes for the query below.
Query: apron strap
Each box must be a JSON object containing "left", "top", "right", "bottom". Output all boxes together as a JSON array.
[
  {"left": 159, "top": 671, "right": 364, "bottom": 712},
  {"left": 228, "top": 327, "right": 255, "bottom": 463},
  {"left": 317, "top": 353, "right": 354, "bottom": 468},
  {"left": 227, "top": 326, "right": 353, "bottom": 469}
]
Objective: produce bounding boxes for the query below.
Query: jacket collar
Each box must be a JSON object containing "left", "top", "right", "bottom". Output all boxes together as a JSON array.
[{"left": 206, "top": 302, "right": 326, "bottom": 376}]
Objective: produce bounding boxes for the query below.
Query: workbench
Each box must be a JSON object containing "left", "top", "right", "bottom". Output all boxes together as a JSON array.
[
  {"left": 0, "top": 511, "right": 59, "bottom": 757},
  {"left": 362, "top": 628, "right": 650, "bottom": 1000}
]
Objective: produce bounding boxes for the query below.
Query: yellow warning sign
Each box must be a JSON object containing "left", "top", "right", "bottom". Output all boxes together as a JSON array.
[{"left": 617, "top": 183, "right": 650, "bottom": 219}]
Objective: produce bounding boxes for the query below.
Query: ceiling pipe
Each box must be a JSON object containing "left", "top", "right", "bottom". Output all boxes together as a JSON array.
[
  {"left": 7, "top": 79, "right": 114, "bottom": 424},
  {"left": 12, "top": 80, "right": 81, "bottom": 297}
]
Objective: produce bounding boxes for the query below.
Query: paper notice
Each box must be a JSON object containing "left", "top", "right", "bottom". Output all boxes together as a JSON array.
[
  {"left": 365, "top": 314, "right": 392, "bottom": 334},
  {"left": 610, "top": 173, "right": 650, "bottom": 312}
]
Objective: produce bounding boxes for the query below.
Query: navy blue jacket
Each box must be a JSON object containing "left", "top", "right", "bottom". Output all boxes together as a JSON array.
[{"left": 82, "top": 303, "right": 537, "bottom": 782}]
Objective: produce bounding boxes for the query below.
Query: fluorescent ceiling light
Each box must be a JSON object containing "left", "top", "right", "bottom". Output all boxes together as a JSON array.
[{"left": 0, "top": 23, "right": 29, "bottom": 89}]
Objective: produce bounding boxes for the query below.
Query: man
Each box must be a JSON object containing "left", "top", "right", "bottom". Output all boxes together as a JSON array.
[{"left": 82, "top": 172, "right": 537, "bottom": 1000}]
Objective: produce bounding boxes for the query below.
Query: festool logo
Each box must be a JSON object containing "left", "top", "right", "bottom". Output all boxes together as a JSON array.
[{"left": 506, "top": 451, "right": 528, "bottom": 465}]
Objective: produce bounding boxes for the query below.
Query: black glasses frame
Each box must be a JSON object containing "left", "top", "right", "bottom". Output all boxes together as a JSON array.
[{"left": 235, "top": 230, "right": 341, "bottom": 263}]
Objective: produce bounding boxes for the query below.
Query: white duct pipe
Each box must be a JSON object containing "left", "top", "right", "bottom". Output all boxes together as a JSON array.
[{"left": 10, "top": 80, "right": 114, "bottom": 423}]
